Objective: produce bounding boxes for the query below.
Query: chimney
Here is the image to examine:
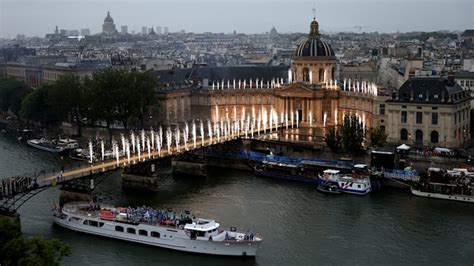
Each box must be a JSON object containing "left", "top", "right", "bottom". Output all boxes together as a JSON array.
[{"left": 447, "top": 71, "right": 454, "bottom": 85}]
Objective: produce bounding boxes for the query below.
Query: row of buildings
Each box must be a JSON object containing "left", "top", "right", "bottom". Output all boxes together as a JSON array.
[
  {"left": 150, "top": 19, "right": 471, "bottom": 149},
  {"left": 1, "top": 15, "right": 473, "bottom": 149}
]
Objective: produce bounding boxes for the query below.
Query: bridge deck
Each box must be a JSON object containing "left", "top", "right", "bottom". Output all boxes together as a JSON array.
[{"left": 1, "top": 127, "right": 285, "bottom": 200}]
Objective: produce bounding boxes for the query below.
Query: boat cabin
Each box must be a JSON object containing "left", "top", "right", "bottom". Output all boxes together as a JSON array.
[
  {"left": 184, "top": 219, "right": 220, "bottom": 240},
  {"left": 322, "top": 169, "right": 340, "bottom": 181},
  {"left": 57, "top": 138, "right": 79, "bottom": 149},
  {"left": 353, "top": 164, "right": 369, "bottom": 173}
]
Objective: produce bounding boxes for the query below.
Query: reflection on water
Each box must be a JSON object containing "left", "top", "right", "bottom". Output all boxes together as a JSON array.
[{"left": 1, "top": 134, "right": 474, "bottom": 265}]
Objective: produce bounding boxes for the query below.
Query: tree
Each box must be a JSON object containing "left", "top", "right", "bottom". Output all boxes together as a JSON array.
[
  {"left": 369, "top": 127, "right": 387, "bottom": 147},
  {"left": 128, "top": 70, "right": 157, "bottom": 128},
  {"left": 0, "top": 79, "right": 32, "bottom": 115},
  {"left": 341, "top": 115, "right": 365, "bottom": 153},
  {"left": 325, "top": 127, "right": 342, "bottom": 153},
  {"left": 84, "top": 69, "right": 120, "bottom": 140},
  {"left": 85, "top": 69, "right": 157, "bottom": 139},
  {"left": 0, "top": 218, "right": 71, "bottom": 266},
  {"left": 20, "top": 84, "right": 59, "bottom": 128},
  {"left": 48, "top": 74, "right": 86, "bottom": 136}
]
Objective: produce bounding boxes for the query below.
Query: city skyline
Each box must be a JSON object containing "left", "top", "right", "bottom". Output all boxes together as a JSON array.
[{"left": 1, "top": 0, "right": 473, "bottom": 38}]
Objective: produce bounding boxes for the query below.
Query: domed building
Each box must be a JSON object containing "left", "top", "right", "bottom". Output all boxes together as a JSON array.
[
  {"left": 270, "top": 17, "right": 380, "bottom": 131},
  {"left": 102, "top": 11, "right": 117, "bottom": 35},
  {"left": 153, "top": 17, "right": 385, "bottom": 145},
  {"left": 292, "top": 18, "right": 336, "bottom": 83}
]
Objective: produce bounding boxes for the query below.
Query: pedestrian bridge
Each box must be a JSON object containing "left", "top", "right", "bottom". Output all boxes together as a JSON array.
[{"left": 0, "top": 126, "right": 287, "bottom": 213}]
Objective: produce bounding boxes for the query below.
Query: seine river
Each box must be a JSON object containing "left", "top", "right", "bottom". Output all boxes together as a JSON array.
[{"left": 1, "top": 134, "right": 473, "bottom": 266}]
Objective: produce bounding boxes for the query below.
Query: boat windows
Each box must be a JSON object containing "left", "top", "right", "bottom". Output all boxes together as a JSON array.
[
  {"left": 139, "top": 229, "right": 148, "bottom": 236},
  {"left": 115, "top": 226, "right": 124, "bottom": 232},
  {"left": 82, "top": 220, "right": 98, "bottom": 226},
  {"left": 358, "top": 185, "right": 361, "bottom": 188},
  {"left": 127, "top": 228, "right": 136, "bottom": 234},
  {"left": 99, "top": 222, "right": 104, "bottom": 227},
  {"left": 69, "top": 217, "right": 81, "bottom": 223},
  {"left": 151, "top": 231, "right": 160, "bottom": 238}
]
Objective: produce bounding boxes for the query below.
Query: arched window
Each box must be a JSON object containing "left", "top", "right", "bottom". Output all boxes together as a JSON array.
[
  {"left": 400, "top": 129, "right": 408, "bottom": 141},
  {"left": 415, "top": 130, "right": 423, "bottom": 143},
  {"left": 319, "top": 68, "right": 324, "bottom": 82},
  {"left": 331, "top": 67, "right": 335, "bottom": 80},
  {"left": 431, "top": 131, "right": 439, "bottom": 144},
  {"left": 303, "top": 68, "right": 310, "bottom": 82}
]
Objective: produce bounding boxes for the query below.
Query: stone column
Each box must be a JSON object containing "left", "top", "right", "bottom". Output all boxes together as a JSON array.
[
  {"left": 290, "top": 99, "right": 293, "bottom": 115},
  {"left": 306, "top": 98, "right": 311, "bottom": 122}
]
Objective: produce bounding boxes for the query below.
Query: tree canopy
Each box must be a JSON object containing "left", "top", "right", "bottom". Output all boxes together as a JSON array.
[
  {"left": 369, "top": 127, "right": 387, "bottom": 147},
  {"left": 20, "top": 84, "right": 60, "bottom": 128},
  {"left": 325, "top": 115, "right": 366, "bottom": 154},
  {"left": 0, "top": 217, "right": 71, "bottom": 266},
  {"left": 18, "top": 69, "right": 157, "bottom": 136},
  {"left": 0, "top": 79, "right": 32, "bottom": 115},
  {"left": 325, "top": 127, "right": 342, "bottom": 153}
]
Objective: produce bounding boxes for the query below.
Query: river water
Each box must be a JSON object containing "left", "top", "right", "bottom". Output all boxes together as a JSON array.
[{"left": 1, "top": 134, "right": 473, "bottom": 266}]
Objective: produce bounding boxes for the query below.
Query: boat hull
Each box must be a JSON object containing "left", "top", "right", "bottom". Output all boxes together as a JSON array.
[
  {"left": 319, "top": 177, "right": 372, "bottom": 195},
  {"left": 254, "top": 169, "right": 319, "bottom": 184},
  {"left": 27, "top": 140, "right": 64, "bottom": 153},
  {"left": 316, "top": 185, "right": 342, "bottom": 194},
  {"left": 53, "top": 216, "right": 260, "bottom": 256},
  {"left": 411, "top": 188, "right": 474, "bottom": 203}
]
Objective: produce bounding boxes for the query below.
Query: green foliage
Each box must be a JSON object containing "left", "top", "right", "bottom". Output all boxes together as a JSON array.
[
  {"left": 86, "top": 69, "right": 129, "bottom": 132},
  {"left": 20, "top": 84, "right": 60, "bottom": 127},
  {"left": 0, "top": 218, "right": 71, "bottom": 266},
  {"left": 86, "top": 69, "right": 157, "bottom": 131},
  {"left": 341, "top": 115, "right": 365, "bottom": 153},
  {"left": 325, "top": 127, "right": 342, "bottom": 153},
  {"left": 369, "top": 127, "right": 387, "bottom": 147},
  {"left": 18, "top": 70, "right": 157, "bottom": 134},
  {"left": 0, "top": 79, "right": 32, "bottom": 115},
  {"left": 48, "top": 74, "right": 85, "bottom": 124}
]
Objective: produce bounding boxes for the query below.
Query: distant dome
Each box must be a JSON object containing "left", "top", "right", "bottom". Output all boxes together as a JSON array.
[
  {"left": 294, "top": 18, "right": 335, "bottom": 58},
  {"left": 104, "top": 11, "right": 114, "bottom": 23}
]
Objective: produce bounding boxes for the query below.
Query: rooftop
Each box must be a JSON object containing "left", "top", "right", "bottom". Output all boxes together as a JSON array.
[
  {"left": 454, "top": 71, "right": 474, "bottom": 79},
  {"left": 461, "top": 29, "right": 474, "bottom": 38},
  {"left": 388, "top": 76, "right": 469, "bottom": 104}
]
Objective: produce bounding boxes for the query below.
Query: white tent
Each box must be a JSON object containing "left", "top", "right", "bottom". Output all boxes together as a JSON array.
[{"left": 396, "top": 144, "right": 411, "bottom": 150}]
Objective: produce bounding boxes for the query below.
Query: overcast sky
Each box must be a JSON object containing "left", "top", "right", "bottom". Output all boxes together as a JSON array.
[{"left": 1, "top": 0, "right": 473, "bottom": 38}]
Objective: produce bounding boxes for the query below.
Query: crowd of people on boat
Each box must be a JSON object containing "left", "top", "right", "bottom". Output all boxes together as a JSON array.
[
  {"left": 121, "top": 206, "right": 193, "bottom": 227},
  {"left": 0, "top": 176, "right": 35, "bottom": 197}
]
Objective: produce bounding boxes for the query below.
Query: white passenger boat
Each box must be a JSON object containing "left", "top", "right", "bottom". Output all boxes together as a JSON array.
[
  {"left": 27, "top": 138, "right": 65, "bottom": 153},
  {"left": 53, "top": 202, "right": 262, "bottom": 256},
  {"left": 57, "top": 138, "right": 80, "bottom": 150},
  {"left": 319, "top": 169, "right": 372, "bottom": 195},
  {"left": 337, "top": 175, "right": 372, "bottom": 195},
  {"left": 411, "top": 186, "right": 474, "bottom": 203},
  {"left": 411, "top": 167, "right": 474, "bottom": 203}
]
